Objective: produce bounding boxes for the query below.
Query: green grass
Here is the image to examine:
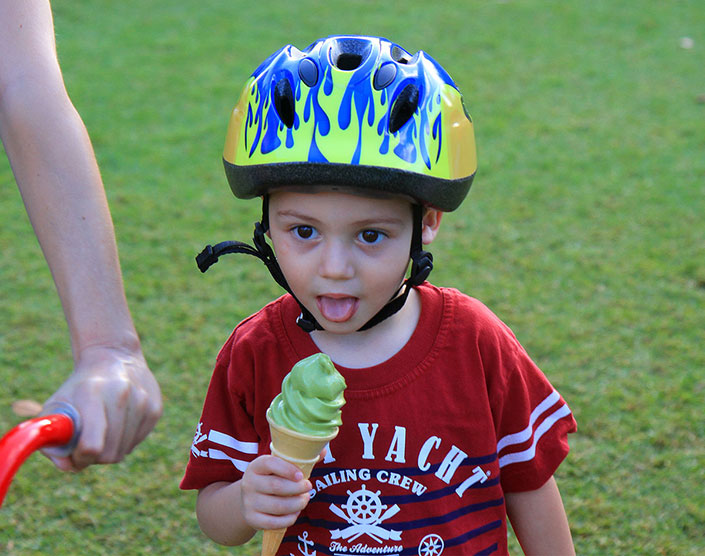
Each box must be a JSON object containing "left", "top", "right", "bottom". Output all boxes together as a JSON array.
[{"left": 1, "top": 0, "right": 704, "bottom": 553}]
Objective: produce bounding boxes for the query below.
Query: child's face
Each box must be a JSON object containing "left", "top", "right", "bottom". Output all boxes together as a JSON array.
[{"left": 268, "top": 189, "right": 418, "bottom": 334}]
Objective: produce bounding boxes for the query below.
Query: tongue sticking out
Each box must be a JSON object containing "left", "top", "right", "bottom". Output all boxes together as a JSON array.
[{"left": 317, "top": 296, "right": 358, "bottom": 323}]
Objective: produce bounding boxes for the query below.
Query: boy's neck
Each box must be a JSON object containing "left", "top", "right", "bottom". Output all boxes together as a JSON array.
[{"left": 310, "top": 288, "right": 422, "bottom": 369}]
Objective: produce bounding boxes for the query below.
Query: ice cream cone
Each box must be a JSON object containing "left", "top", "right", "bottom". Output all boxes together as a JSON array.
[{"left": 261, "top": 408, "right": 339, "bottom": 556}]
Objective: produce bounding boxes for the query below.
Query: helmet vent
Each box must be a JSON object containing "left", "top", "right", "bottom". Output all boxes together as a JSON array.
[
  {"left": 389, "top": 84, "right": 419, "bottom": 133},
  {"left": 329, "top": 38, "right": 372, "bottom": 71},
  {"left": 273, "top": 77, "right": 295, "bottom": 128},
  {"left": 336, "top": 53, "right": 363, "bottom": 70},
  {"left": 391, "top": 45, "right": 412, "bottom": 64}
]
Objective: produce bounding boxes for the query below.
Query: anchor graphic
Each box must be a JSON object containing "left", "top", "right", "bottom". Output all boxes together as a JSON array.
[
  {"left": 329, "top": 485, "right": 402, "bottom": 543},
  {"left": 296, "top": 531, "right": 316, "bottom": 556}
]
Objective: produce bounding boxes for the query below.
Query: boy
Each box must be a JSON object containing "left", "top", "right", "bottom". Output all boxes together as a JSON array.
[{"left": 181, "top": 35, "right": 576, "bottom": 555}]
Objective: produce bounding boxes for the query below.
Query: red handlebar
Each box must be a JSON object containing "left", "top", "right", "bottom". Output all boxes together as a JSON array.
[{"left": 0, "top": 413, "right": 75, "bottom": 507}]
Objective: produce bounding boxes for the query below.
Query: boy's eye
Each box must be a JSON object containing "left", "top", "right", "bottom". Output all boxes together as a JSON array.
[
  {"left": 359, "top": 230, "right": 384, "bottom": 244},
  {"left": 294, "top": 226, "right": 316, "bottom": 239}
]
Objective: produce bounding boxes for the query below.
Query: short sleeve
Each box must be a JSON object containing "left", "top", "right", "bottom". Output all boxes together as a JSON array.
[
  {"left": 180, "top": 334, "right": 264, "bottom": 491},
  {"left": 477, "top": 308, "right": 577, "bottom": 493}
]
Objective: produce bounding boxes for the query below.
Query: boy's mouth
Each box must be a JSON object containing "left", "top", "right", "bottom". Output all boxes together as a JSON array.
[{"left": 316, "top": 295, "right": 359, "bottom": 323}]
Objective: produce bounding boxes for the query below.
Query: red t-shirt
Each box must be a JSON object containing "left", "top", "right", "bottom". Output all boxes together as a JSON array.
[{"left": 181, "top": 283, "right": 576, "bottom": 555}]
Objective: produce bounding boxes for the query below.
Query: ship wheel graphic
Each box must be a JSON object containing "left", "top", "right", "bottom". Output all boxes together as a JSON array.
[
  {"left": 329, "top": 484, "right": 402, "bottom": 543},
  {"left": 342, "top": 485, "right": 385, "bottom": 524},
  {"left": 418, "top": 533, "right": 444, "bottom": 556}
]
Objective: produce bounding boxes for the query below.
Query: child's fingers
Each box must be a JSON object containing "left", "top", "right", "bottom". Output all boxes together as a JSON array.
[
  {"left": 242, "top": 492, "right": 309, "bottom": 531},
  {"left": 271, "top": 456, "right": 305, "bottom": 482},
  {"left": 240, "top": 459, "right": 312, "bottom": 530},
  {"left": 240, "top": 455, "right": 313, "bottom": 526},
  {"left": 243, "top": 457, "right": 311, "bottom": 500},
  {"left": 255, "top": 454, "right": 306, "bottom": 482},
  {"left": 250, "top": 471, "right": 311, "bottom": 499},
  {"left": 250, "top": 512, "right": 298, "bottom": 532},
  {"left": 253, "top": 491, "right": 310, "bottom": 519}
]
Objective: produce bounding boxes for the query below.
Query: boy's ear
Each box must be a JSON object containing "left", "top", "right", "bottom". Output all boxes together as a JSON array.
[{"left": 421, "top": 208, "right": 442, "bottom": 245}]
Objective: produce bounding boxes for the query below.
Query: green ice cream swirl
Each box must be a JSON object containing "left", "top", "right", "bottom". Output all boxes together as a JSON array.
[{"left": 269, "top": 353, "right": 346, "bottom": 436}]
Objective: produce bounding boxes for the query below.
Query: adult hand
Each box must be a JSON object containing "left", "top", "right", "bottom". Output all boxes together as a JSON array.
[{"left": 41, "top": 345, "right": 162, "bottom": 472}]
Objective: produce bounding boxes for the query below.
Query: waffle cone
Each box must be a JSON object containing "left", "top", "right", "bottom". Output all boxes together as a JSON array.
[
  {"left": 261, "top": 527, "right": 288, "bottom": 556},
  {"left": 261, "top": 409, "right": 339, "bottom": 555},
  {"left": 266, "top": 408, "right": 338, "bottom": 462}
]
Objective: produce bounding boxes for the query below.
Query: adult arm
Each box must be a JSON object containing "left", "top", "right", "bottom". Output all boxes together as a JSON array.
[
  {"left": 0, "top": 0, "right": 162, "bottom": 471},
  {"left": 505, "top": 475, "right": 575, "bottom": 556}
]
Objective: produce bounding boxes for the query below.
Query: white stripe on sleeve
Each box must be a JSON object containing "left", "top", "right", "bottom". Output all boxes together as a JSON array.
[
  {"left": 496, "top": 390, "right": 561, "bottom": 453},
  {"left": 208, "top": 429, "right": 259, "bottom": 454},
  {"left": 498, "top": 404, "right": 572, "bottom": 468},
  {"left": 207, "top": 449, "right": 250, "bottom": 472}
]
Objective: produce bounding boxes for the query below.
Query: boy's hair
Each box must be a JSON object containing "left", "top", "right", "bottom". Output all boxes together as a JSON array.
[{"left": 198, "top": 35, "right": 477, "bottom": 332}]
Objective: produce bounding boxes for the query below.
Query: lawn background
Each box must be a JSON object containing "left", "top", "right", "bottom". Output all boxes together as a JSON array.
[{"left": 1, "top": 0, "right": 703, "bottom": 554}]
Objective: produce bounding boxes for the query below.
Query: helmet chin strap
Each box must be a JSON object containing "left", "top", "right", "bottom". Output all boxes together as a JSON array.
[
  {"left": 355, "top": 203, "right": 432, "bottom": 331},
  {"left": 195, "top": 197, "right": 433, "bottom": 333}
]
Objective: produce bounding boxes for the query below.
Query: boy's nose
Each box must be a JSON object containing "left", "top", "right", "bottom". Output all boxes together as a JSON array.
[{"left": 319, "top": 239, "right": 354, "bottom": 280}]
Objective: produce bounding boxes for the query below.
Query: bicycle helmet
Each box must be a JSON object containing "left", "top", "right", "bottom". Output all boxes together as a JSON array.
[
  {"left": 223, "top": 35, "right": 476, "bottom": 211},
  {"left": 198, "top": 35, "right": 477, "bottom": 332}
]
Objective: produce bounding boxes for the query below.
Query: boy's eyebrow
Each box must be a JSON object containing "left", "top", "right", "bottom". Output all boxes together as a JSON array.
[
  {"left": 275, "top": 209, "right": 406, "bottom": 227},
  {"left": 273, "top": 209, "right": 322, "bottom": 224},
  {"left": 354, "top": 217, "right": 407, "bottom": 227}
]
